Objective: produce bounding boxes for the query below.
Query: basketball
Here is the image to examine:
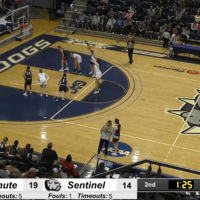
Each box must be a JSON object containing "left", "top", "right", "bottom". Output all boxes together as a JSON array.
[
  {"left": 87, "top": 46, "right": 91, "bottom": 50},
  {"left": 20, "top": 24, "right": 24, "bottom": 29}
]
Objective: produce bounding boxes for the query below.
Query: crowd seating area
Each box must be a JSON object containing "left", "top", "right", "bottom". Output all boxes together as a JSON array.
[
  {"left": 67, "top": 0, "right": 200, "bottom": 47},
  {"left": 0, "top": 137, "right": 80, "bottom": 178}
]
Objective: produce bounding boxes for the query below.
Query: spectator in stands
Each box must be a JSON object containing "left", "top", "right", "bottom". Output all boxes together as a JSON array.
[
  {"left": 85, "top": 13, "right": 93, "bottom": 29},
  {"left": 0, "top": 160, "right": 9, "bottom": 178},
  {"left": 91, "top": 13, "right": 100, "bottom": 30},
  {"left": 9, "top": 140, "right": 20, "bottom": 157},
  {"left": 191, "top": 21, "right": 198, "bottom": 35},
  {"left": 136, "top": 21, "right": 145, "bottom": 38},
  {"left": 52, "top": 168, "right": 62, "bottom": 178},
  {"left": 24, "top": 167, "right": 39, "bottom": 178},
  {"left": 195, "top": 12, "right": 200, "bottom": 23},
  {"left": 95, "top": 162, "right": 107, "bottom": 175},
  {"left": 96, "top": 120, "right": 113, "bottom": 158},
  {"left": 68, "top": 10, "right": 78, "bottom": 27},
  {"left": 123, "top": 19, "right": 133, "bottom": 35},
  {"left": 27, "top": 148, "right": 39, "bottom": 163},
  {"left": 76, "top": 11, "right": 86, "bottom": 29},
  {"left": 99, "top": 0, "right": 105, "bottom": 7},
  {"left": 147, "top": 6, "right": 155, "bottom": 18},
  {"left": 168, "top": 10, "right": 175, "bottom": 24},
  {"left": 125, "top": 10, "right": 133, "bottom": 20},
  {"left": 0, "top": 137, "right": 9, "bottom": 154},
  {"left": 108, "top": 7, "right": 115, "bottom": 18},
  {"left": 130, "top": 3, "right": 136, "bottom": 14},
  {"left": 145, "top": 22, "right": 153, "bottom": 39},
  {"left": 185, "top": 192, "right": 199, "bottom": 200},
  {"left": 106, "top": 16, "right": 115, "bottom": 33},
  {"left": 72, "top": 170, "right": 79, "bottom": 178},
  {"left": 41, "top": 142, "right": 60, "bottom": 165},
  {"left": 175, "top": 9, "right": 182, "bottom": 21},
  {"left": 61, "top": 154, "right": 74, "bottom": 177},
  {"left": 181, "top": 26, "right": 190, "bottom": 40},
  {"left": 161, "top": 28, "right": 170, "bottom": 48},
  {"left": 20, "top": 143, "right": 31, "bottom": 161},
  {"left": 102, "top": 5, "right": 109, "bottom": 16},
  {"left": 158, "top": 23, "right": 166, "bottom": 39},
  {"left": 96, "top": 5, "right": 104, "bottom": 16},
  {"left": 99, "top": 15, "right": 107, "bottom": 31},
  {"left": 137, "top": 3, "right": 143, "bottom": 14},
  {"left": 198, "top": 22, "right": 200, "bottom": 35},
  {"left": 113, "top": 17, "right": 124, "bottom": 34},
  {"left": 153, "top": 8, "right": 161, "bottom": 21},
  {"left": 153, "top": 22, "right": 160, "bottom": 39},
  {"left": 87, "top": 0, "right": 95, "bottom": 7},
  {"left": 157, "top": 0, "right": 164, "bottom": 15},
  {"left": 9, "top": 171, "right": 21, "bottom": 178},
  {"left": 6, "top": 162, "right": 22, "bottom": 177}
]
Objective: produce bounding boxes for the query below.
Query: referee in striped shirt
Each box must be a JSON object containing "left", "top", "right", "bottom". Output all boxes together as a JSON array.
[{"left": 126, "top": 31, "right": 135, "bottom": 64}]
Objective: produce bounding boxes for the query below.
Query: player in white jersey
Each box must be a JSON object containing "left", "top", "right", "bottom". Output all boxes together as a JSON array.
[
  {"left": 89, "top": 50, "right": 97, "bottom": 77},
  {"left": 91, "top": 56, "right": 102, "bottom": 94},
  {"left": 37, "top": 69, "right": 48, "bottom": 97},
  {"left": 70, "top": 52, "right": 82, "bottom": 74}
]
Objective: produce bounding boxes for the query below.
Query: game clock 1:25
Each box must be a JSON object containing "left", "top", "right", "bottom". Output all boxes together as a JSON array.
[{"left": 169, "top": 180, "right": 194, "bottom": 189}]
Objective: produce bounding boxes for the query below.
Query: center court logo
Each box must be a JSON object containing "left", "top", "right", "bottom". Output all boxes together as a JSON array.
[
  {"left": 101, "top": 142, "right": 132, "bottom": 157},
  {"left": 167, "top": 89, "right": 200, "bottom": 134},
  {"left": 45, "top": 179, "right": 61, "bottom": 191}
]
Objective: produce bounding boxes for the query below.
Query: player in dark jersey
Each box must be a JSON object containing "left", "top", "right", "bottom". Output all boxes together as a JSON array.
[
  {"left": 23, "top": 66, "right": 33, "bottom": 96},
  {"left": 56, "top": 72, "right": 70, "bottom": 101},
  {"left": 58, "top": 46, "right": 69, "bottom": 72}
]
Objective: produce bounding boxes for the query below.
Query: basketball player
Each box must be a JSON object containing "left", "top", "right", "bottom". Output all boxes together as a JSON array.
[
  {"left": 91, "top": 55, "right": 102, "bottom": 94},
  {"left": 58, "top": 46, "right": 69, "bottom": 72},
  {"left": 37, "top": 69, "right": 48, "bottom": 97},
  {"left": 126, "top": 31, "right": 135, "bottom": 64},
  {"left": 56, "top": 72, "right": 70, "bottom": 101},
  {"left": 23, "top": 66, "right": 32, "bottom": 96},
  {"left": 70, "top": 52, "right": 82, "bottom": 74},
  {"left": 89, "top": 50, "right": 97, "bottom": 77},
  {"left": 112, "top": 118, "right": 121, "bottom": 156}
]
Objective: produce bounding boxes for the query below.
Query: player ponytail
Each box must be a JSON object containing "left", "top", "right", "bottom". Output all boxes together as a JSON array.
[{"left": 27, "top": 66, "right": 30, "bottom": 70}]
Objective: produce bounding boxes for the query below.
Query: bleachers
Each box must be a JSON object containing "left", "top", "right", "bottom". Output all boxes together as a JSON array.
[{"left": 57, "top": 0, "right": 200, "bottom": 48}]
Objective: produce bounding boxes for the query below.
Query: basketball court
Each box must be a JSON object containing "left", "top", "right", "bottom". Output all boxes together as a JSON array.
[{"left": 1, "top": 14, "right": 200, "bottom": 178}]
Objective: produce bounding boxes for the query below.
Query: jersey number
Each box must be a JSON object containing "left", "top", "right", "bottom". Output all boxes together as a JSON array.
[{"left": 70, "top": 80, "right": 87, "bottom": 94}]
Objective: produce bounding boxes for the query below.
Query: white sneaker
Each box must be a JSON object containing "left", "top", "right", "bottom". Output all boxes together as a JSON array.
[
  {"left": 46, "top": 94, "right": 48, "bottom": 97},
  {"left": 112, "top": 32, "right": 114, "bottom": 34},
  {"left": 111, "top": 153, "right": 117, "bottom": 156},
  {"left": 29, "top": 90, "right": 32, "bottom": 93},
  {"left": 95, "top": 154, "right": 99, "bottom": 158},
  {"left": 98, "top": 88, "right": 101, "bottom": 91},
  {"left": 40, "top": 93, "right": 43, "bottom": 96},
  {"left": 89, "top": 71, "right": 93, "bottom": 74},
  {"left": 59, "top": 69, "right": 64, "bottom": 72},
  {"left": 92, "top": 74, "right": 96, "bottom": 77},
  {"left": 61, "top": 97, "right": 65, "bottom": 100},
  {"left": 65, "top": 67, "right": 69, "bottom": 70},
  {"left": 56, "top": 98, "right": 58, "bottom": 101},
  {"left": 23, "top": 93, "right": 27, "bottom": 96},
  {"left": 94, "top": 90, "right": 99, "bottom": 94}
]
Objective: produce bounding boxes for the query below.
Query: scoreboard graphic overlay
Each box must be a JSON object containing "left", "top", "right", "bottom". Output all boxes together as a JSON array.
[{"left": 0, "top": 179, "right": 200, "bottom": 199}]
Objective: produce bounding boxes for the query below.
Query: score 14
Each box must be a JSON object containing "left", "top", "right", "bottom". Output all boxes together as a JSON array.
[{"left": 123, "top": 182, "right": 132, "bottom": 189}]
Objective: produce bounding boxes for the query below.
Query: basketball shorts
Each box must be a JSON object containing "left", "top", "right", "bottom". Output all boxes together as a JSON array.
[
  {"left": 59, "top": 85, "right": 67, "bottom": 92},
  {"left": 96, "top": 72, "right": 102, "bottom": 79},
  {"left": 63, "top": 55, "right": 68, "bottom": 61},
  {"left": 25, "top": 79, "right": 32, "bottom": 86},
  {"left": 40, "top": 80, "right": 47, "bottom": 85},
  {"left": 77, "top": 58, "right": 82, "bottom": 64},
  {"left": 112, "top": 138, "right": 119, "bottom": 142}
]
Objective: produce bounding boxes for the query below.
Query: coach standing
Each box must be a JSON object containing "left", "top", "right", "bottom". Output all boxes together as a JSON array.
[{"left": 126, "top": 31, "right": 135, "bottom": 64}]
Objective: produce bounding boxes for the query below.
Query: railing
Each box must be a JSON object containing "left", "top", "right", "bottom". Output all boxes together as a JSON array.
[{"left": 92, "top": 158, "right": 200, "bottom": 178}]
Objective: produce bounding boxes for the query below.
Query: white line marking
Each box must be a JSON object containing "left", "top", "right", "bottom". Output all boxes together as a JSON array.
[
  {"left": 102, "top": 66, "right": 113, "bottom": 76},
  {"left": 135, "top": 69, "right": 200, "bottom": 82},
  {"left": 172, "top": 94, "right": 200, "bottom": 146},
  {"left": 61, "top": 121, "right": 200, "bottom": 154},
  {"left": 50, "top": 81, "right": 95, "bottom": 119}
]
